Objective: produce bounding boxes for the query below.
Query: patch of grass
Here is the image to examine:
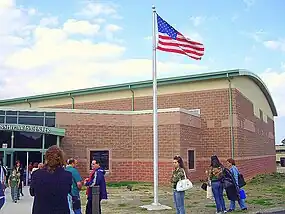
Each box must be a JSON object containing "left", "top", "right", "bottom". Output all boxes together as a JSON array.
[
  {"left": 107, "top": 181, "right": 141, "bottom": 187},
  {"left": 118, "top": 203, "right": 128, "bottom": 207},
  {"left": 266, "top": 185, "right": 285, "bottom": 194},
  {"left": 205, "top": 204, "right": 216, "bottom": 208},
  {"left": 247, "top": 198, "right": 274, "bottom": 206},
  {"left": 186, "top": 204, "right": 196, "bottom": 208},
  {"left": 249, "top": 173, "right": 285, "bottom": 185},
  {"left": 141, "top": 199, "right": 152, "bottom": 203}
]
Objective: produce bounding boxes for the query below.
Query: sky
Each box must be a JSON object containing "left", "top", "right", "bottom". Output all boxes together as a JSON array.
[{"left": 0, "top": 0, "right": 284, "bottom": 144}]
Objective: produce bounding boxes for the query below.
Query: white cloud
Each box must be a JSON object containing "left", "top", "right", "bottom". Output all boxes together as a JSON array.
[
  {"left": 260, "top": 66, "right": 285, "bottom": 117},
  {"left": 105, "top": 24, "right": 121, "bottom": 32},
  {"left": 4, "top": 26, "right": 125, "bottom": 70},
  {"left": 0, "top": 0, "right": 14, "bottom": 8},
  {"left": 189, "top": 16, "right": 205, "bottom": 27},
  {"left": 39, "top": 16, "right": 59, "bottom": 27},
  {"left": 76, "top": 2, "right": 118, "bottom": 18},
  {"left": 0, "top": 0, "right": 207, "bottom": 100},
  {"left": 28, "top": 8, "right": 37, "bottom": 16},
  {"left": 63, "top": 19, "right": 100, "bottom": 35},
  {"left": 263, "top": 39, "right": 285, "bottom": 52}
]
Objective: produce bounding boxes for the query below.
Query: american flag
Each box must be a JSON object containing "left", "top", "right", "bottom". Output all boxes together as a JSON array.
[{"left": 156, "top": 14, "right": 205, "bottom": 60}]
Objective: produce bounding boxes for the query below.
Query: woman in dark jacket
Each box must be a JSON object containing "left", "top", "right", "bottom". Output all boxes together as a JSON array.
[{"left": 30, "top": 145, "right": 72, "bottom": 214}]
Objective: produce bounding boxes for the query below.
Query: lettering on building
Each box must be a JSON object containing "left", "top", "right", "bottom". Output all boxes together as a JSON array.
[{"left": 0, "top": 124, "right": 51, "bottom": 134}]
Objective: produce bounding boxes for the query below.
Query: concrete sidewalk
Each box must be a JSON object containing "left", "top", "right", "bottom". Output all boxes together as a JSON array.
[{"left": 1, "top": 186, "right": 33, "bottom": 214}]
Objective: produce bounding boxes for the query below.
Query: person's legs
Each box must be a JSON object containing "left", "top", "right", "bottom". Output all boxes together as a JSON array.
[
  {"left": 212, "top": 182, "right": 222, "bottom": 213},
  {"left": 238, "top": 198, "right": 247, "bottom": 210},
  {"left": 173, "top": 190, "right": 179, "bottom": 214},
  {"left": 175, "top": 191, "right": 185, "bottom": 214},
  {"left": 67, "top": 195, "right": 74, "bottom": 214},
  {"left": 0, "top": 198, "right": 5, "bottom": 209},
  {"left": 229, "top": 200, "right": 236, "bottom": 211},
  {"left": 74, "top": 209, "right": 82, "bottom": 214},
  {"left": 11, "top": 187, "right": 17, "bottom": 202},
  {"left": 85, "top": 199, "right": 92, "bottom": 214},
  {"left": 218, "top": 182, "right": 226, "bottom": 212}
]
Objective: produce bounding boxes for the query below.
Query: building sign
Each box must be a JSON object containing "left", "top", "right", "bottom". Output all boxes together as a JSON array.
[{"left": 0, "top": 124, "right": 51, "bottom": 134}]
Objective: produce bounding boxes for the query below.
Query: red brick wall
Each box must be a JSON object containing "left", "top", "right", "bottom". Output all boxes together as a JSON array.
[
  {"left": 56, "top": 111, "right": 201, "bottom": 184},
  {"left": 233, "top": 89, "right": 276, "bottom": 179},
  {"left": 52, "top": 88, "right": 276, "bottom": 183}
]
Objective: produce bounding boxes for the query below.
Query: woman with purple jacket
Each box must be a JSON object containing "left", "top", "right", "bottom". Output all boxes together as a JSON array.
[{"left": 84, "top": 159, "right": 107, "bottom": 214}]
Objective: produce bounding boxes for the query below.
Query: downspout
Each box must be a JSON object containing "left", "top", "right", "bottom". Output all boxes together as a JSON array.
[
  {"left": 69, "top": 93, "right": 75, "bottom": 109},
  {"left": 129, "top": 85, "right": 135, "bottom": 111},
  {"left": 128, "top": 85, "right": 134, "bottom": 181},
  {"left": 26, "top": 99, "right": 31, "bottom": 108},
  {"left": 227, "top": 73, "right": 235, "bottom": 159}
]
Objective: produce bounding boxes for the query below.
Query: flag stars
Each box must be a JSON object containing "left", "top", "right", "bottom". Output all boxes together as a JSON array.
[{"left": 157, "top": 15, "right": 177, "bottom": 39}]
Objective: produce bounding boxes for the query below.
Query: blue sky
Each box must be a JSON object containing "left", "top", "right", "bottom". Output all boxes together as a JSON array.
[{"left": 0, "top": 0, "right": 284, "bottom": 144}]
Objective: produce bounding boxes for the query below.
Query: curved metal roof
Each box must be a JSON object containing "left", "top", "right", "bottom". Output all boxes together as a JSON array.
[{"left": 0, "top": 69, "right": 277, "bottom": 116}]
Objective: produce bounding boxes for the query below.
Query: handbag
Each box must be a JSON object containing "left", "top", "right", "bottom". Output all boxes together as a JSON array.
[
  {"left": 176, "top": 169, "right": 193, "bottom": 192},
  {"left": 206, "top": 183, "right": 214, "bottom": 200},
  {"left": 201, "top": 182, "right": 207, "bottom": 191},
  {"left": 238, "top": 173, "right": 246, "bottom": 188},
  {"left": 239, "top": 189, "right": 246, "bottom": 199},
  {"left": 222, "top": 177, "right": 233, "bottom": 189}
]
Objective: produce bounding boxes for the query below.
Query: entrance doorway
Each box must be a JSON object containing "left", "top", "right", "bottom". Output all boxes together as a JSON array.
[
  {"left": 14, "top": 151, "right": 42, "bottom": 167},
  {"left": 10, "top": 151, "right": 43, "bottom": 186}
]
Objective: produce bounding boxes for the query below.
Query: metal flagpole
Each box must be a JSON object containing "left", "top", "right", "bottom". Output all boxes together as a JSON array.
[
  {"left": 152, "top": 5, "right": 159, "bottom": 206},
  {"left": 140, "top": 6, "right": 171, "bottom": 210}
]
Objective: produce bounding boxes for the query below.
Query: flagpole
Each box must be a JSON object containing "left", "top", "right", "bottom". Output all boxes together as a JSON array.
[{"left": 152, "top": 5, "right": 159, "bottom": 206}]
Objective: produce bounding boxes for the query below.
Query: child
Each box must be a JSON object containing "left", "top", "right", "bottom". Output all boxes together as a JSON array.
[{"left": 8, "top": 169, "right": 20, "bottom": 203}]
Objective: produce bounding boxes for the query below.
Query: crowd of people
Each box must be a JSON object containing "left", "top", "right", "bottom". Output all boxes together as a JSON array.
[
  {"left": 29, "top": 145, "right": 107, "bottom": 214},
  {"left": 171, "top": 155, "right": 247, "bottom": 214},
  {"left": 0, "top": 147, "right": 248, "bottom": 214}
]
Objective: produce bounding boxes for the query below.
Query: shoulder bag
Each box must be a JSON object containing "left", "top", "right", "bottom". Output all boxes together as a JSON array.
[{"left": 176, "top": 169, "right": 193, "bottom": 191}]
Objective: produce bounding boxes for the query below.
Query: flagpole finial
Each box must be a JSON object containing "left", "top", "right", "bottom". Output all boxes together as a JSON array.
[{"left": 152, "top": 5, "right": 156, "bottom": 11}]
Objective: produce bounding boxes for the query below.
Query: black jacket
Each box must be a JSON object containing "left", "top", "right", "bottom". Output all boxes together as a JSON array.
[{"left": 30, "top": 167, "right": 72, "bottom": 214}]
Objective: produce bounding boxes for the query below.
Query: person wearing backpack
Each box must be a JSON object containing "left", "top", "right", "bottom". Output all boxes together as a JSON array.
[{"left": 226, "top": 158, "right": 247, "bottom": 212}]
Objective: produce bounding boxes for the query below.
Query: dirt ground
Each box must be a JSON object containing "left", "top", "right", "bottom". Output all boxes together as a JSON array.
[{"left": 80, "top": 173, "right": 285, "bottom": 214}]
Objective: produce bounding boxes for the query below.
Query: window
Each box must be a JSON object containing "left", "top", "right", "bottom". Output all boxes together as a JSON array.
[
  {"left": 90, "top": 150, "right": 109, "bottom": 170},
  {"left": 6, "top": 116, "right": 17, "bottom": 124},
  {"left": 188, "top": 150, "right": 195, "bottom": 170},
  {"left": 19, "top": 111, "right": 44, "bottom": 116},
  {"left": 45, "top": 118, "right": 55, "bottom": 127},
  {"left": 18, "top": 117, "right": 44, "bottom": 126}
]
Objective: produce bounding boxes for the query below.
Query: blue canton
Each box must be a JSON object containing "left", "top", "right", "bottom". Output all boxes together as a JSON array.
[{"left": 157, "top": 14, "right": 178, "bottom": 40}]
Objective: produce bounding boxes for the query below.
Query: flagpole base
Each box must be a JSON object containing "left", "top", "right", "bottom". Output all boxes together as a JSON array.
[{"left": 140, "top": 203, "right": 172, "bottom": 211}]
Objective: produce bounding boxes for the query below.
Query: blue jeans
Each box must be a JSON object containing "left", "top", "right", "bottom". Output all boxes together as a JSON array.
[
  {"left": 68, "top": 195, "right": 82, "bottom": 214},
  {"left": 11, "top": 187, "right": 18, "bottom": 202},
  {"left": 173, "top": 190, "right": 185, "bottom": 214},
  {"left": 211, "top": 181, "right": 226, "bottom": 212},
  {"left": 0, "top": 198, "right": 5, "bottom": 210},
  {"left": 230, "top": 198, "right": 247, "bottom": 210}
]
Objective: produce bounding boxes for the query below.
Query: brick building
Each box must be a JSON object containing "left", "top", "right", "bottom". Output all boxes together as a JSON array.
[{"left": 0, "top": 69, "right": 278, "bottom": 184}]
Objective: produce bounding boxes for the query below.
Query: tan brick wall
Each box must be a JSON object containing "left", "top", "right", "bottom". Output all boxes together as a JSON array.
[
  {"left": 57, "top": 111, "right": 201, "bottom": 184},
  {"left": 52, "top": 88, "right": 275, "bottom": 183}
]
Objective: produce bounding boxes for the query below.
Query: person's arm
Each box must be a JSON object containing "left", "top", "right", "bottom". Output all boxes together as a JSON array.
[
  {"left": 171, "top": 169, "right": 184, "bottom": 183},
  {"left": 74, "top": 170, "right": 83, "bottom": 190}
]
